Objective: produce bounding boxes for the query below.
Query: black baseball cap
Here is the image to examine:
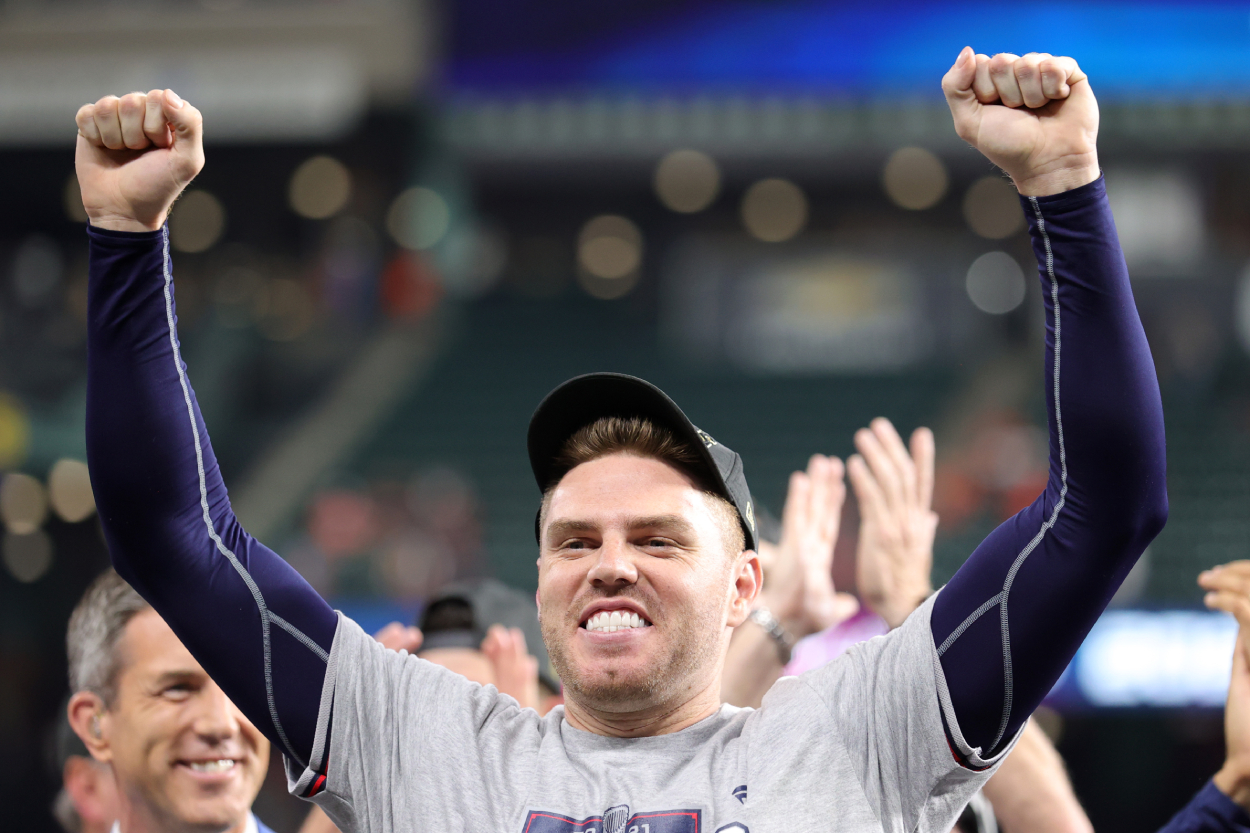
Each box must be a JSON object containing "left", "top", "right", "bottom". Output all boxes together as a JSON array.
[{"left": 527, "top": 373, "right": 758, "bottom": 552}]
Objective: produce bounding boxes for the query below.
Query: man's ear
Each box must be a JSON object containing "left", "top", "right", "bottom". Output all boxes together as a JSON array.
[
  {"left": 68, "top": 691, "right": 112, "bottom": 763},
  {"left": 728, "top": 549, "right": 762, "bottom": 628}
]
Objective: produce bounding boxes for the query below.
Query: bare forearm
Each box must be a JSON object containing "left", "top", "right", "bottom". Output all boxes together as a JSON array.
[
  {"left": 981, "top": 720, "right": 1092, "bottom": 833},
  {"left": 721, "top": 623, "right": 785, "bottom": 708}
]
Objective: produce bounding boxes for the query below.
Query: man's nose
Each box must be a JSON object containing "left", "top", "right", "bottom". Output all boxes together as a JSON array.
[
  {"left": 192, "top": 682, "right": 240, "bottom": 744},
  {"left": 587, "top": 536, "right": 639, "bottom": 586}
]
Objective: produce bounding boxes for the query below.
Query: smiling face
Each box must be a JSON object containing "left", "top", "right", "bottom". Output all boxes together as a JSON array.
[
  {"left": 100, "top": 609, "right": 268, "bottom": 833},
  {"left": 537, "top": 452, "right": 757, "bottom": 717}
]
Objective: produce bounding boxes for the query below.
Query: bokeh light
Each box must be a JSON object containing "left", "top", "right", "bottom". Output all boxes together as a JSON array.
[
  {"left": 577, "top": 215, "right": 642, "bottom": 299},
  {"left": 966, "top": 251, "right": 1027, "bottom": 314},
  {"left": 0, "top": 395, "right": 30, "bottom": 470},
  {"left": 289, "top": 155, "right": 353, "bottom": 220},
  {"left": 882, "top": 147, "right": 948, "bottom": 211},
  {"left": 47, "top": 458, "right": 95, "bottom": 523},
  {"left": 255, "top": 278, "right": 316, "bottom": 342},
  {"left": 13, "top": 235, "right": 63, "bottom": 309},
  {"left": 654, "top": 149, "right": 721, "bottom": 213},
  {"left": 387, "top": 187, "right": 451, "bottom": 250},
  {"left": 963, "top": 176, "right": 1025, "bottom": 239},
  {"left": 170, "top": 190, "right": 227, "bottom": 253},
  {"left": 741, "top": 178, "right": 807, "bottom": 242},
  {"left": 0, "top": 472, "right": 47, "bottom": 534},
  {"left": 3, "top": 529, "right": 52, "bottom": 583}
]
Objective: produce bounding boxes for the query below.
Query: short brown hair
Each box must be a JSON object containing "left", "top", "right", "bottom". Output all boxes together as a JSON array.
[
  {"left": 67, "top": 569, "right": 150, "bottom": 705},
  {"left": 540, "top": 416, "right": 745, "bottom": 554}
]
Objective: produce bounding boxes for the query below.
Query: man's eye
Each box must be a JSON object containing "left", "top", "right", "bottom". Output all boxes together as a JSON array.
[{"left": 163, "top": 684, "right": 194, "bottom": 699}]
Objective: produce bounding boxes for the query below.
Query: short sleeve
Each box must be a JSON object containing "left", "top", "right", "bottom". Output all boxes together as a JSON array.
[
  {"left": 286, "top": 614, "right": 545, "bottom": 831},
  {"left": 777, "top": 593, "right": 1018, "bottom": 832}
]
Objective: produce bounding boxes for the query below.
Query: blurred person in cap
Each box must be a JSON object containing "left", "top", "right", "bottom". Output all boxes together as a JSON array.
[
  {"left": 52, "top": 700, "right": 120, "bottom": 833},
  {"left": 79, "top": 47, "right": 1166, "bottom": 832},
  {"left": 416, "top": 577, "right": 561, "bottom": 713},
  {"left": 722, "top": 418, "right": 1092, "bottom": 833},
  {"left": 300, "top": 579, "right": 559, "bottom": 833},
  {"left": 1156, "top": 561, "right": 1250, "bottom": 833},
  {"left": 65, "top": 569, "right": 274, "bottom": 833}
]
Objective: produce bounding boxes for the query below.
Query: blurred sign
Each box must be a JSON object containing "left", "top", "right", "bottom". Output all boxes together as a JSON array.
[
  {"left": 1047, "top": 610, "right": 1237, "bottom": 709},
  {"left": 449, "top": 1, "right": 1250, "bottom": 100},
  {"left": 663, "top": 240, "right": 930, "bottom": 372}
]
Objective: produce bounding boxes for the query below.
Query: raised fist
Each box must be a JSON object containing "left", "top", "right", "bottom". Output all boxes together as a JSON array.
[
  {"left": 74, "top": 89, "right": 205, "bottom": 232},
  {"left": 942, "top": 47, "right": 1099, "bottom": 197}
]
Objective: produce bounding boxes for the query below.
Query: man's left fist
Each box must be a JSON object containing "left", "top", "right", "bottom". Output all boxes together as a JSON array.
[{"left": 942, "top": 47, "right": 1099, "bottom": 197}]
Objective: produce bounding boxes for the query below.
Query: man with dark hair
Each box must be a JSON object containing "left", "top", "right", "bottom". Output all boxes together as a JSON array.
[
  {"left": 66, "top": 570, "right": 273, "bottom": 833},
  {"left": 52, "top": 706, "right": 120, "bottom": 833},
  {"left": 75, "top": 47, "right": 1165, "bottom": 832}
]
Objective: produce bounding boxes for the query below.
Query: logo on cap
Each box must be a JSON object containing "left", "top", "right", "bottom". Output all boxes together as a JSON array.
[
  {"left": 744, "top": 499, "right": 756, "bottom": 534},
  {"left": 695, "top": 428, "right": 718, "bottom": 448}
]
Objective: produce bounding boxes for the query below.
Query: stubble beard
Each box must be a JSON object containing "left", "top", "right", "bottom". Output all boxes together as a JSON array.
[{"left": 541, "top": 591, "right": 725, "bottom": 714}]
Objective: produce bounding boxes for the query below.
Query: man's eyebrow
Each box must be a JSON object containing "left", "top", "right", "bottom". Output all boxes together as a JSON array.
[
  {"left": 626, "top": 515, "right": 697, "bottom": 537},
  {"left": 543, "top": 515, "right": 698, "bottom": 542},
  {"left": 151, "top": 669, "right": 204, "bottom": 686},
  {"left": 545, "top": 518, "right": 599, "bottom": 543}
]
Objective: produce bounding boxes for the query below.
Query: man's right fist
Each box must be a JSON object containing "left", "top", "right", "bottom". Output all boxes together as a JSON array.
[{"left": 74, "top": 89, "right": 204, "bottom": 232}]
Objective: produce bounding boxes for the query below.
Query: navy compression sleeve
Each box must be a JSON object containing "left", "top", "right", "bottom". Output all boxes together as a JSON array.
[
  {"left": 931, "top": 176, "right": 1168, "bottom": 760},
  {"left": 1158, "top": 782, "right": 1250, "bottom": 833},
  {"left": 86, "top": 225, "right": 338, "bottom": 771}
]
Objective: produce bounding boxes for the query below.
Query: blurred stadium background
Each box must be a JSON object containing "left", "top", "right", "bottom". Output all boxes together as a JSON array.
[{"left": 5, "top": 1, "right": 1250, "bottom": 829}]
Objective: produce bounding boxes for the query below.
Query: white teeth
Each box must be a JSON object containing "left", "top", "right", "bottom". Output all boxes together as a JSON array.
[
  {"left": 188, "top": 760, "right": 235, "bottom": 773},
  {"left": 585, "top": 610, "right": 649, "bottom": 632}
]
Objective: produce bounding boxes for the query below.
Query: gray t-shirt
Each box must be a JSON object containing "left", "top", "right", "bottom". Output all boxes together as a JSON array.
[{"left": 288, "top": 595, "right": 1013, "bottom": 833}]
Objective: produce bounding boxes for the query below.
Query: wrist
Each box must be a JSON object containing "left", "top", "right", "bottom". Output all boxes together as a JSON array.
[
  {"left": 87, "top": 212, "right": 166, "bottom": 233},
  {"left": 1011, "top": 160, "right": 1100, "bottom": 197},
  {"left": 1214, "top": 761, "right": 1250, "bottom": 810},
  {"left": 758, "top": 590, "right": 807, "bottom": 637},
  {"left": 869, "top": 585, "right": 932, "bottom": 630},
  {"left": 747, "top": 607, "right": 795, "bottom": 665}
]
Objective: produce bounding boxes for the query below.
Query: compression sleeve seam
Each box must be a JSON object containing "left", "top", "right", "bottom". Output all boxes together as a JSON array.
[
  {"left": 935, "top": 195, "right": 1070, "bottom": 754},
  {"left": 157, "top": 225, "right": 327, "bottom": 767}
]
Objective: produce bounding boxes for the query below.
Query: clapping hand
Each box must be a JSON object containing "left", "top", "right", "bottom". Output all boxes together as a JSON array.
[
  {"left": 848, "top": 418, "right": 937, "bottom": 629},
  {"left": 761, "top": 455, "right": 860, "bottom": 640}
]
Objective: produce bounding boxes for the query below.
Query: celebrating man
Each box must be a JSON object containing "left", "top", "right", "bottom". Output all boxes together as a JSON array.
[{"left": 76, "top": 48, "right": 1165, "bottom": 831}]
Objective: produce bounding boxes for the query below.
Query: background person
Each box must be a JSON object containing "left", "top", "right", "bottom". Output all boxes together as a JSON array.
[
  {"left": 66, "top": 570, "right": 274, "bottom": 833},
  {"left": 722, "top": 417, "right": 1093, "bottom": 833},
  {"left": 1157, "top": 561, "right": 1250, "bottom": 833},
  {"left": 52, "top": 706, "right": 120, "bottom": 833},
  {"left": 414, "top": 577, "right": 561, "bottom": 712},
  {"left": 298, "top": 582, "right": 557, "bottom": 833}
]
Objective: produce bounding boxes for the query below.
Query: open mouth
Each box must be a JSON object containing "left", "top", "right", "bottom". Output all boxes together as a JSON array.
[{"left": 581, "top": 610, "right": 652, "bottom": 633}]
